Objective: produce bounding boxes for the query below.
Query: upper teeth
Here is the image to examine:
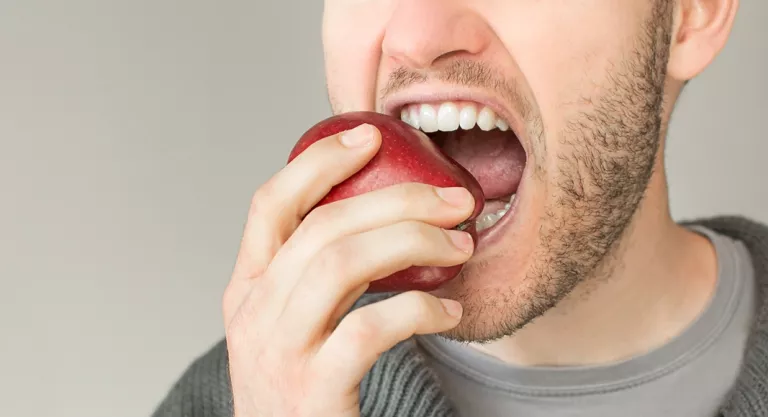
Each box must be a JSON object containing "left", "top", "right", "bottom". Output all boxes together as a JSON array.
[{"left": 400, "top": 102, "right": 510, "bottom": 133}]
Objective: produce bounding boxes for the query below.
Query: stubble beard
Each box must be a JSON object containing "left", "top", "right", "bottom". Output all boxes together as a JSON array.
[{"left": 439, "top": 1, "right": 675, "bottom": 343}]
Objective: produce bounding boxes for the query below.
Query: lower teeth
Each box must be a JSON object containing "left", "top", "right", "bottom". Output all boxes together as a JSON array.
[{"left": 475, "top": 194, "right": 516, "bottom": 232}]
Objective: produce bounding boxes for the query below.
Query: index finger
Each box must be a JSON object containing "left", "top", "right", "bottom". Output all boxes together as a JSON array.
[{"left": 226, "top": 125, "right": 381, "bottom": 317}]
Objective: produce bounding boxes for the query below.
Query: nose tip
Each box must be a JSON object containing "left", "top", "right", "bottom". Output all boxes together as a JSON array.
[{"left": 382, "top": 1, "right": 492, "bottom": 70}]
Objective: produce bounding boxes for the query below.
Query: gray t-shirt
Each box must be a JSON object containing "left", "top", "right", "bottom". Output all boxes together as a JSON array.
[{"left": 415, "top": 226, "right": 756, "bottom": 417}]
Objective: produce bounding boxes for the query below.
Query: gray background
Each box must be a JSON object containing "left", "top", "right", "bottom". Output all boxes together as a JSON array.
[{"left": 0, "top": 1, "right": 765, "bottom": 417}]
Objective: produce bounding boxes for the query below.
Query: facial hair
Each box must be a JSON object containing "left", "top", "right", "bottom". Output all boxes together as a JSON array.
[
  {"left": 326, "top": 1, "right": 675, "bottom": 343},
  {"left": 440, "top": 1, "right": 675, "bottom": 343}
]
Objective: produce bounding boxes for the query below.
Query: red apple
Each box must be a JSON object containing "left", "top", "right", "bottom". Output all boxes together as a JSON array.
[{"left": 288, "top": 111, "right": 485, "bottom": 293}]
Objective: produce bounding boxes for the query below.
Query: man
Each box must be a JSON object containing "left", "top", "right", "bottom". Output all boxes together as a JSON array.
[{"left": 154, "top": 0, "right": 768, "bottom": 416}]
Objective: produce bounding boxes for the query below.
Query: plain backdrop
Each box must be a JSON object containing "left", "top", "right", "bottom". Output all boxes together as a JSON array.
[{"left": 0, "top": 2, "right": 765, "bottom": 416}]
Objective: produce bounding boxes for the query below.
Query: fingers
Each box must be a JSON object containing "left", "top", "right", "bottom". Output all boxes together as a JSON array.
[
  {"left": 266, "top": 183, "right": 475, "bottom": 297},
  {"left": 278, "top": 220, "right": 473, "bottom": 346},
  {"left": 327, "top": 283, "right": 370, "bottom": 335},
  {"left": 298, "top": 183, "right": 475, "bottom": 235},
  {"left": 313, "top": 291, "right": 463, "bottom": 390},
  {"left": 235, "top": 124, "right": 381, "bottom": 278},
  {"left": 225, "top": 124, "right": 381, "bottom": 325}
]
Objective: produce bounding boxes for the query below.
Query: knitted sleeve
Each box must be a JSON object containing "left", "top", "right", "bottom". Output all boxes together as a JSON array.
[
  {"left": 148, "top": 295, "right": 385, "bottom": 417},
  {"left": 148, "top": 293, "right": 456, "bottom": 417},
  {"left": 150, "top": 339, "right": 234, "bottom": 417}
]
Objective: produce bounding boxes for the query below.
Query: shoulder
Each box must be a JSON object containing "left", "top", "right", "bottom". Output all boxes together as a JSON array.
[
  {"left": 686, "top": 216, "right": 768, "bottom": 415},
  {"left": 682, "top": 215, "right": 768, "bottom": 244}
]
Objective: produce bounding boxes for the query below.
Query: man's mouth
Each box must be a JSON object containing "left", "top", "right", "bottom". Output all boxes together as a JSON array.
[{"left": 396, "top": 101, "right": 527, "bottom": 234}]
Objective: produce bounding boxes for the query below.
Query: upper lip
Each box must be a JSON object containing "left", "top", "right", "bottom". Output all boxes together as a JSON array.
[{"left": 380, "top": 85, "right": 529, "bottom": 149}]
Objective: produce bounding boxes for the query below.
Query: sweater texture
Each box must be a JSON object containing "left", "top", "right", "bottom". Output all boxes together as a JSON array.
[{"left": 152, "top": 216, "right": 768, "bottom": 417}]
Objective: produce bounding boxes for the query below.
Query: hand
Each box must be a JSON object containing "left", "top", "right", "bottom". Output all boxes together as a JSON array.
[{"left": 223, "top": 124, "right": 474, "bottom": 417}]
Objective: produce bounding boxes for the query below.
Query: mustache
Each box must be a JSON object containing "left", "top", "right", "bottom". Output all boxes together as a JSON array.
[{"left": 379, "top": 59, "right": 532, "bottom": 120}]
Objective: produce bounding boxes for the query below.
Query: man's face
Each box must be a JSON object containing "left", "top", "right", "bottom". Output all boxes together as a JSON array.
[{"left": 322, "top": 0, "right": 674, "bottom": 342}]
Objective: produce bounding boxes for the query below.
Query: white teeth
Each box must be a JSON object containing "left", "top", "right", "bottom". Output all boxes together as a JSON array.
[
  {"left": 475, "top": 193, "right": 517, "bottom": 232},
  {"left": 477, "top": 107, "right": 497, "bottom": 131},
  {"left": 408, "top": 106, "right": 420, "bottom": 129},
  {"left": 401, "top": 108, "right": 411, "bottom": 125},
  {"left": 399, "top": 102, "right": 510, "bottom": 134},
  {"left": 459, "top": 105, "right": 477, "bottom": 130},
  {"left": 437, "top": 103, "right": 460, "bottom": 132},
  {"left": 476, "top": 211, "right": 502, "bottom": 232},
  {"left": 419, "top": 104, "right": 438, "bottom": 133}
]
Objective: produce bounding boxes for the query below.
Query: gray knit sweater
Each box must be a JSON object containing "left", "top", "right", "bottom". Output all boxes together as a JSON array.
[{"left": 152, "top": 216, "right": 768, "bottom": 417}]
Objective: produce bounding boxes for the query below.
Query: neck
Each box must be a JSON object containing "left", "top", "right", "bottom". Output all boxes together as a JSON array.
[{"left": 469, "top": 166, "right": 719, "bottom": 366}]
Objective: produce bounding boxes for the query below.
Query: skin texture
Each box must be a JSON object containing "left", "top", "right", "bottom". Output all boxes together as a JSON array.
[
  {"left": 224, "top": 125, "right": 475, "bottom": 416},
  {"left": 321, "top": 0, "right": 738, "bottom": 363},
  {"left": 222, "top": 1, "right": 738, "bottom": 415}
]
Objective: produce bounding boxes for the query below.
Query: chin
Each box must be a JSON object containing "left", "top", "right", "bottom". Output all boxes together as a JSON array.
[{"left": 427, "top": 194, "right": 544, "bottom": 343}]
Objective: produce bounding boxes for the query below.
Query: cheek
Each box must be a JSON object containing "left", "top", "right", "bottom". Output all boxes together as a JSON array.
[
  {"left": 323, "top": 1, "right": 391, "bottom": 113},
  {"left": 488, "top": 1, "right": 649, "bottom": 138}
]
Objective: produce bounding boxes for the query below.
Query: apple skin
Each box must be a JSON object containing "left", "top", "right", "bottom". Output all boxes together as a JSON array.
[{"left": 288, "top": 111, "right": 485, "bottom": 293}]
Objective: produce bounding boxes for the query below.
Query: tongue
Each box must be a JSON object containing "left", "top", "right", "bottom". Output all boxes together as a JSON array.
[{"left": 438, "top": 129, "right": 526, "bottom": 200}]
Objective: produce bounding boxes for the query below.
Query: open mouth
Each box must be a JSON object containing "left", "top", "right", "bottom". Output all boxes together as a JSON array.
[{"left": 398, "top": 101, "right": 527, "bottom": 235}]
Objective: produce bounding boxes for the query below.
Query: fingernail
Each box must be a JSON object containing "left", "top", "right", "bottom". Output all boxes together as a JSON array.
[
  {"left": 440, "top": 298, "right": 463, "bottom": 319},
  {"left": 340, "top": 124, "right": 374, "bottom": 147},
  {"left": 445, "top": 230, "right": 474, "bottom": 254},
  {"left": 436, "top": 187, "right": 473, "bottom": 208}
]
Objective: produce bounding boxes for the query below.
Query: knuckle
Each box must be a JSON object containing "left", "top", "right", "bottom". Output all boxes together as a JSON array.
[
  {"left": 225, "top": 283, "right": 272, "bottom": 336},
  {"left": 401, "top": 290, "right": 434, "bottom": 317},
  {"left": 399, "top": 221, "right": 435, "bottom": 248},
  {"left": 393, "top": 181, "right": 426, "bottom": 198},
  {"left": 302, "top": 160, "right": 327, "bottom": 183},
  {"left": 244, "top": 208, "right": 269, "bottom": 237},
  {"left": 237, "top": 288, "right": 263, "bottom": 321},
  {"left": 294, "top": 145, "right": 334, "bottom": 179},
  {"left": 299, "top": 204, "right": 335, "bottom": 232},
  {"left": 391, "top": 182, "right": 432, "bottom": 212},
  {"left": 223, "top": 275, "right": 271, "bottom": 314},
  {"left": 250, "top": 178, "right": 278, "bottom": 212},
  {"left": 312, "top": 241, "right": 353, "bottom": 278},
  {"left": 339, "top": 311, "right": 379, "bottom": 352},
  {"left": 226, "top": 300, "right": 275, "bottom": 355}
]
